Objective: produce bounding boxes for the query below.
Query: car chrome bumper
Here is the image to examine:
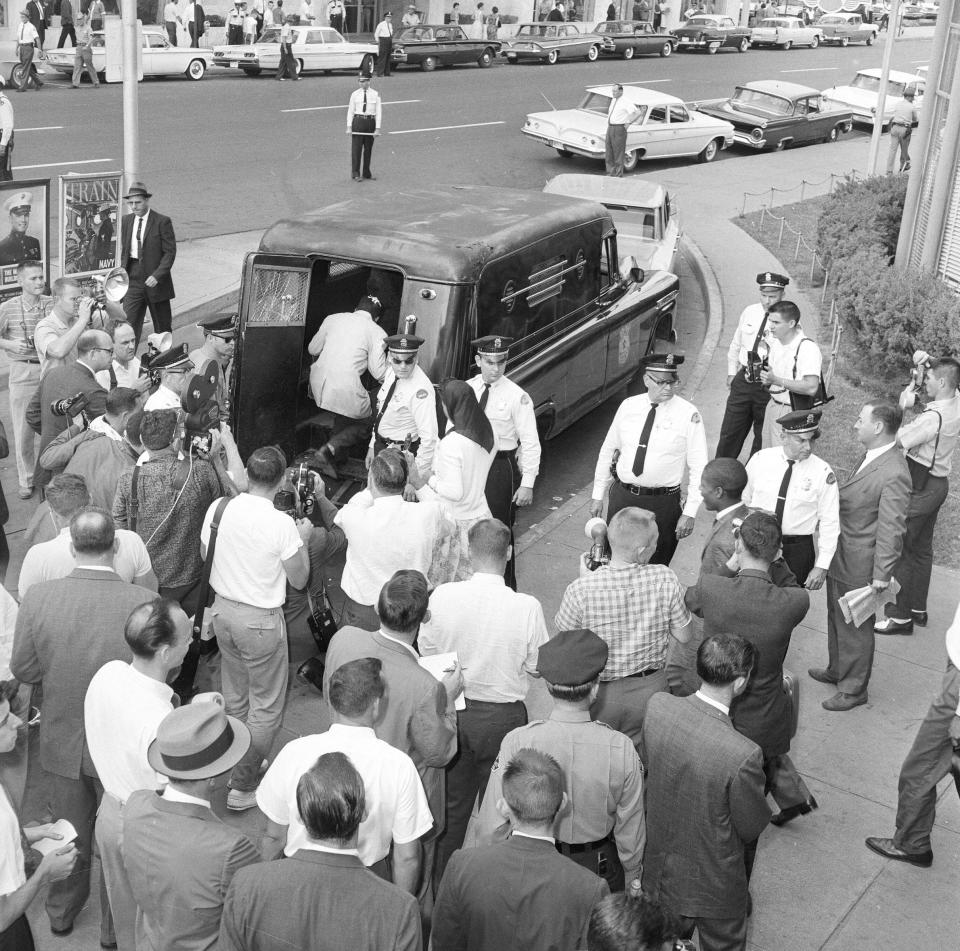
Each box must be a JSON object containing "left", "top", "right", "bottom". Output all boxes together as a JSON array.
[
  {"left": 676, "top": 37, "right": 708, "bottom": 46},
  {"left": 391, "top": 51, "right": 408, "bottom": 62},
  {"left": 522, "top": 130, "right": 602, "bottom": 159},
  {"left": 732, "top": 130, "right": 766, "bottom": 148}
]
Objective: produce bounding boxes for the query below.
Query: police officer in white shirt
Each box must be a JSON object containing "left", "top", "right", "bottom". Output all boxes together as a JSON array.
[
  {"left": 327, "top": 0, "right": 345, "bottom": 32},
  {"left": 466, "top": 335, "right": 540, "bottom": 589},
  {"left": 347, "top": 74, "right": 381, "bottom": 182},
  {"left": 374, "top": 10, "right": 393, "bottom": 75},
  {"left": 759, "top": 301, "right": 822, "bottom": 449},
  {"left": 605, "top": 84, "right": 642, "bottom": 177},
  {"left": 368, "top": 326, "right": 438, "bottom": 494},
  {"left": 143, "top": 344, "right": 193, "bottom": 411},
  {"left": 0, "top": 79, "right": 14, "bottom": 181},
  {"left": 744, "top": 408, "right": 839, "bottom": 589},
  {"left": 716, "top": 272, "right": 788, "bottom": 460},
  {"left": 590, "top": 353, "right": 708, "bottom": 566}
]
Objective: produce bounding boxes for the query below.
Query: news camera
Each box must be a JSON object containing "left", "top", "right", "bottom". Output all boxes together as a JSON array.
[
  {"left": 744, "top": 340, "right": 770, "bottom": 384},
  {"left": 273, "top": 452, "right": 326, "bottom": 520},
  {"left": 180, "top": 359, "right": 221, "bottom": 456},
  {"left": 50, "top": 391, "right": 91, "bottom": 422},
  {"left": 139, "top": 332, "right": 173, "bottom": 388}
]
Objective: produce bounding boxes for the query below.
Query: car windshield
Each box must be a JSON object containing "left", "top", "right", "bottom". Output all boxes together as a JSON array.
[
  {"left": 850, "top": 73, "right": 906, "bottom": 95},
  {"left": 608, "top": 206, "right": 658, "bottom": 239},
  {"left": 517, "top": 24, "right": 556, "bottom": 36},
  {"left": 758, "top": 19, "right": 789, "bottom": 26},
  {"left": 684, "top": 16, "right": 718, "bottom": 25},
  {"left": 259, "top": 28, "right": 281, "bottom": 43},
  {"left": 578, "top": 91, "right": 649, "bottom": 122},
  {"left": 730, "top": 88, "right": 794, "bottom": 115},
  {"left": 819, "top": 15, "right": 846, "bottom": 23}
]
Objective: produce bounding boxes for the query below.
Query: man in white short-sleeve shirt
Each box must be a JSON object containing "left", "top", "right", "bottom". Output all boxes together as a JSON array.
[
  {"left": 200, "top": 445, "right": 311, "bottom": 812},
  {"left": 257, "top": 657, "right": 432, "bottom": 895}
]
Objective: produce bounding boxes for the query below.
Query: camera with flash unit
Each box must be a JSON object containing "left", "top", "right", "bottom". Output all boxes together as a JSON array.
[
  {"left": 50, "top": 391, "right": 90, "bottom": 421},
  {"left": 744, "top": 343, "right": 770, "bottom": 384},
  {"left": 903, "top": 350, "right": 933, "bottom": 409},
  {"left": 273, "top": 459, "right": 324, "bottom": 520},
  {"left": 180, "top": 359, "right": 221, "bottom": 456}
]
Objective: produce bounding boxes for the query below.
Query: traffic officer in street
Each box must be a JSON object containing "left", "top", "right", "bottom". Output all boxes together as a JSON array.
[
  {"left": 466, "top": 628, "right": 645, "bottom": 894},
  {"left": 368, "top": 323, "right": 438, "bottom": 497},
  {"left": 876, "top": 355, "right": 960, "bottom": 634},
  {"left": 143, "top": 344, "right": 193, "bottom": 411},
  {"left": 743, "top": 408, "right": 839, "bottom": 588},
  {"left": 590, "top": 353, "right": 707, "bottom": 566},
  {"left": 0, "top": 191, "right": 41, "bottom": 266},
  {"left": 0, "top": 79, "right": 14, "bottom": 182},
  {"left": 467, "top": 335, "right": 540, "bottom": 589},
  {"left": 715, "top": 272, "right": 787, "bottom": 460},
  {"left": 346, "top": 73, "right": 381, "bottom": 182}
]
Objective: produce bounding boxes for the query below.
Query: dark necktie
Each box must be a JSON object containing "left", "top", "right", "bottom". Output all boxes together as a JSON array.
[
  {"left": 135, "top": 216, "right": 143, "bottom": 254},
  {"left": 631, "top": 404, "right": 657, "bottom": 476},
  {"left": 774, "top": 459, "right": 795, "bottom": 525},
  {"left": 363, "top": 89, "right": 367, "bottom": 112},
  {"left": 374, "top": 376, "right": 398, "bottom": 436},
  {"left": 478, "top": 383, "right": 490, "bottom": 412}
]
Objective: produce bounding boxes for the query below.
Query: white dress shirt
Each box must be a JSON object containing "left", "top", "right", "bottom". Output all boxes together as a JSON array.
[
  {"left": 766, "top": 331, "right": 822, "bottom": 406},
  {"left": 855, "top": 441, "right": 895, "bottom": 475},
  {"left": 143, "top": 384, "right": 182, "bottom": 411},
  {"left": 694, "top": 689, "right": 729, "bottom": 715},
  {"left": 308, "top": 309, "right": 386, "bottom": 417},
  {"left": 17, "top": 22, "right": 39, "bottom": 45},
  {"left": 130, "top": 208, "right": 150, "bottom": 260},
  {"left": 419, "top": 572, "right": 549, "bottom": 702},
  {"left": 0, "top": 785, "right": 25, "bottom": 898},
  {"left": 0, "top": 95, "right": 14, "bottom": 151},
  {"left": 370, "top": 365, "right": 438, "bottom": 476},
  {"left": 608, "top": 95, "right": 641, "bottom": 126},
  {"left": 346, "top": 85, "right": 383, "bottom": 131},
  {"left": 374, "top": 17, "right": 393, "bottom": 36},
  {"left": 726, "top": 301, "right": 771, "bottom": 377},
  {"left": 592, "top": 392, "right": 708, "bottom": 518},
  {"left": 96, "top": 356, "right": 143, "bottom": 390},
  {"left": 420, "top": 431, "right": 495, "bottom": 522},
  {"left": 898, "top": 394, "right": 960, "bottom": 479}
]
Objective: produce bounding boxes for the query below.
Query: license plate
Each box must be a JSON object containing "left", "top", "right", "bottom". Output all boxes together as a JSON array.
[
  {"left": 678, "top": 38, "right": 689, "bottom": 43},
  {"left": 549, "top": 140, "right": 561, "bottom": 149},
  {"left": 229, "top": 61, "right": 239, "bottom": 68}
]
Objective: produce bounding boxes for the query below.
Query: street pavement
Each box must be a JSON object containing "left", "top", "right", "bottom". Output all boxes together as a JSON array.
[{"left": 10, "top": 22, "right": 958, "bottom": 951}]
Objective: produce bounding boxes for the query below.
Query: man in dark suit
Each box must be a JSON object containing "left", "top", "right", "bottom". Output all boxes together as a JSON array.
[
  {"left": 220, "top": 751, "right": 422, "bottom": 951},
  {"left": 640, "top": 635, "right": 771, "bottom": 951},
  {"left": 120, "top": 181, "right": 177, "bottom": 343},
  {"left": 686, "top": 512, "right": 815, "bottom": 831},
  {"left": 434, "top": 748, "right": 608, "bottom": 951},
  {"left": 809, "top": 401, "right": 911, "bottom": 711},
  {"left": 11, "top": 509, "right": 158, "bottom": 941},
  {"left": 122, "top": 700, "right": 260, "bottom": 951},
  {"left": 28, "top": 0, "right": 47, "bottom": 47}
]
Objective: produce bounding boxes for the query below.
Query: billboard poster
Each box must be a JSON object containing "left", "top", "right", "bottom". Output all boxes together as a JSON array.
[
  {"left": 0, "top": 178, "right": 50, "bottom": 304},
  {"left": 59, "top": 171, "right": 122, "bottom": 281}
]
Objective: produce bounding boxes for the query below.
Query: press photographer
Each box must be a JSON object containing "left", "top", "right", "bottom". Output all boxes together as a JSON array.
[{"left": 876, "top": 355, "right": 960, "bottom": 635}]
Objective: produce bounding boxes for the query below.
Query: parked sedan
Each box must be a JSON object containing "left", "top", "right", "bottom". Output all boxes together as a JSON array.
[
  {"left": 212, "top": 26, "right": 376, "bottom": 76},
  {"left": 750, "top": 17, "right": 822, "bottom": 49},
  {"left": 695, "top": 80, "right": 853, "bottom": 150},
  {"left": 817, "top": 12, "right": 878, "bottom": 45},
  {"left": 593, "top": 20, "right": 679, "bottom": 58},
  {"left": 522, "top": 84, "right": 735, "bottom": 169},
  {"left": 674, "top": 15, "right": 752, "bottom": 53},
  {"left": 44, "top": 26, "right": 212, "bottom": 80},
  {"left": 821, "top": 68, "right": 924, "bottom": 126},
  {"left": 502, "top": 23, "right": 613, "bottom": 64},
  {"left": 390, "top": 24, "right": 501, "bottom": 70}
]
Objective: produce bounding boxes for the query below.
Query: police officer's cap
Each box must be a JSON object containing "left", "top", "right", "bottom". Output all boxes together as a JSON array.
[
  {"left": 472, "top": 335, "right": 513, "bottom": 357},
  {"left": 537, "top": 629, "right": 608, "bottom": 686},
  {"left": 357, "top": 295, "right": 383, "bottom": 317},
  {"left": 198, "top": 313, "right": 237, "bottom": 338},
  {"left": 151, "top": 343, "right": 194, "bottom": 372},
  {"left": 756, "top": 271, "right": 789, "bottom": 290},
  {"left": 385, "top": 333, "right": 424, "bottom": 353},
  {"left": 3, "top": 192, "right": 32, "bottom": 216},
  {"left": 777, "top": 407, "right": 822, "bottom": 434},
  {"left": 641, "top": 351, "right": 684, "bottom": 376}
]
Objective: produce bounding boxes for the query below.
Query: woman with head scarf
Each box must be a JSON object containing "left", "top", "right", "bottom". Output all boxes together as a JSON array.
[{"left": 408, "top": 379, "right": 495, "bottom": 581}]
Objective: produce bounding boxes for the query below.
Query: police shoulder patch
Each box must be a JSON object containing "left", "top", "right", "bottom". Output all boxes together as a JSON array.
[
  {"left": 415, "top": 389, "right": 428, "bottom": 399},
  {"left": 520, "top": 394, "right": 530, "bottom": 405},
  {"left": 691, "top": 412, "right": 701, "bottom": 424},
  {"left": 826, "top": 471, "right": 837, "bottom": 485}
]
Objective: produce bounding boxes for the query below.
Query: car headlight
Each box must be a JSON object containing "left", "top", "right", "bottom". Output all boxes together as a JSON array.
[{"left": 751, "top": 127, "right": 764, "bottom": 140}]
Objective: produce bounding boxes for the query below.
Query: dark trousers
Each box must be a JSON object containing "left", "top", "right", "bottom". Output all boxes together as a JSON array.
[
  {"left": 781, "top": 534, "right": 815, "bottom": 587},
  {"left": 825, "top": 576, "right": 874, "bottom": 696},
  {"left": 351, "top": 114, "right": 376, "bottom": 178},
  {"left": 166, "top": 21, "right": 178, "bottom": 44},
  {"left": 592, "top": 671, "right": 668, "bottom": 747},
  {"left": 676, "top": 913, "right": 748, "bottom": 951},
  {"left": 893, "top": 662, "right": 960, "bottom": 852},
  {"left": 0, "top": 915, "right": 34, "bottom": 951},
  {"left": 0, "top": 528, "right": 8, "bottom": 583},
  {"left": 892, "top": 475, "right": 948, "bottom": 616},
  {"left": 276, "top": 41, "right": 298, "bottom": 78},
  {"left": 57, "top": 25, "right": 76, "bottom": 47},
  {"left": 326, "top": 411, "right": 372, "bottom": 461},
  {"left": 435, "top": 699, "right": 527, "bottom": 882},
  {"left": 340, "top": 593, "right": 379, "bottom": 631},
  {"left": 376, "top": 36, "right": 392, "bottom": 75},
  {"left": 189, "top": 22, "right": 199, "bottom": 46},
  {"left": 715, "top": 368, "right": 768, "bottom": 459},
  {"left": 330, "top": 13, "right": 344, "bottom": 32},
  {"left": 484, "top": 452, "right": 519, "bottom": 589},
  {"left": 227, "top": 24, "right": 243, "bottom": 44},
  {"left": 0, "top": 136, "right": 12, "bottom": 182},
  {"left": 607, "top": 480, "right": 681, "bottom": 566},
  {"left": 763, "top": 753, "right": 811, "bottom": 810},
  {"left": 123, "top": 261, "right": 172, "bottom": 345},
  {"left": 16, "top": 44, "right": 42, "bottom": 91},
  {"left": 559, "top": 837, "right": 624, "bottom": 893}
]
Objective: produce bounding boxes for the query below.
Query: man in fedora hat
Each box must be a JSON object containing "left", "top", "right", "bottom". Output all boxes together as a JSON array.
[
  {"left": 120, "top": 181, "right": 177, "bottom": 345},
  {"left": 121, "top": 700, "right": 260, "bottom": 951}
]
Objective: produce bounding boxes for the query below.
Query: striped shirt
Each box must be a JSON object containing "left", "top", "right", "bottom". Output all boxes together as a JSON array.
[
  {"left": 0, "top": 294, "right": 51, "bottom": 360},
  {"left": 555, "top": 563, "right": 690, "bottom": 679}
]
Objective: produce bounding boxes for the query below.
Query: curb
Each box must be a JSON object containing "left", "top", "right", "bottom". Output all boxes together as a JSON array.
[{"left": 516, "top": 231, "right": 723, "bottom": 553}]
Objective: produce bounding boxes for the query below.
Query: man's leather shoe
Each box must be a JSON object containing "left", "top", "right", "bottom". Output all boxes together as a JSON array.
[
  {"left": 822, "top": 691, "right": 867, "bottom": 712},
  {"left": 865, "top": 837, "right": 932, "bottom": 868},
  {"left": 296, "top": 656, "right": 325, "bottom": 692},
  {"left": 912, "top": 610, "right": 928, "bottom": 627},
  {"left": 808, "top": 667, "right": 837, "bottom": 685},
  {"left": 50, "top": 923, "right": 74, "bottom": 936},
  {"left": 363, "top": 174, "right": 376, "bottom": 180},
  {"left": 875, "top": 617, "right": 913, "bottom": 635},
  {"left": 352, "top": 175, "right": 361, "bottom": 181},
  {"left": 100, "top": 940, "right": 118, "bottom": 949},
  {"left": 770, "top": 795, "right": 819, "bottom": 827}
]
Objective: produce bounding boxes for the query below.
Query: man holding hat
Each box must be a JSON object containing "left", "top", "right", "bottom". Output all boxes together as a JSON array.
[
  {"left": 590, "top": 352, "right": 707, "bottom": 566},
  {"left": 191, "top": 313, "right": 237, "bottom": 412},
  {"left": 743, "top": 407, "right": 839, "bottom": 589},
  {"left": 144, "top": 343, "right": 193, "bottom": 411},
  {"left": 0, "top": 191, "right": 41, "bottom": 265},
  {"left": 369, "top": 325, "right": 438, "bottom": 488},
  {"left": 15, "top": 9, "right": 43, "bottom": 92},
  {"left": 374, "top": 10, "right": 393, "bottom": 75},
  {"left": 347, "top": 74, "right": 381, "bottom": 181},
  {"left": 308, "top": 294, "right": 387, "bottom": 478},
  {"left": 716, "top": 271, "right": 788, "bottom": 460},
  {"left": 120, "top": 181, "right": 177, "bottom": 344},
  {"left": 467, "top": 335, "right": 540, "bottom": 588},
  {"left": 121, "top": 700, "right": 260, "bottom": 951},
  {"left": 469, "top": 628, "right": 645, "bottom": 894}
]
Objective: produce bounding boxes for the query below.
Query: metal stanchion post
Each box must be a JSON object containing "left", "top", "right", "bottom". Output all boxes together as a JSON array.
[{"left": 121, "top": 0, "right": 139, "bottom": 188}]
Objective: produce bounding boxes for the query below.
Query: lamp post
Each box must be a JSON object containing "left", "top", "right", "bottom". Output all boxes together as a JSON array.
[
  {"left": 866, "top": 0, "right": 902, "bottom": 176},
  {"left": 121, "top": 0, "right": 140, "bottom": 190}
]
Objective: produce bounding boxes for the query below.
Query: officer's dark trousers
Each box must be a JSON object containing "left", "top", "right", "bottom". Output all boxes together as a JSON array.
[
  {"left": 435, "top": 698, "right": 527, "bottom": 883},
  {"left": 484, "top": 451, "right": 519, "bottom": 589},
  {"left": 892, "top": 474, "right": 948, "bottom": 616},
  {"left": 676, "top": 913, "right": 748, "bottom": 951},
  {"left": 351, "top": 115, "right": 375, "bottom": 178},
  {"left": 893, "top": 662, "right": 960, "bottom": 852},
  {"left": 607, "top": 480, "right": 680, "bottom": 567},
  {"left": 781, "top": 534, "right": 815, "bottom": 587},
  {"left": 715, "top": 368, "right": 768, "bottom": 459},
  {"left": 376, "top": 36, "right": 392, "bottom": 75}
]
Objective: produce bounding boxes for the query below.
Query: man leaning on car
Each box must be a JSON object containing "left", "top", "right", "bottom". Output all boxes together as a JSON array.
[{"left": 605, "top": 85, "right": 642, "bottom": 177}]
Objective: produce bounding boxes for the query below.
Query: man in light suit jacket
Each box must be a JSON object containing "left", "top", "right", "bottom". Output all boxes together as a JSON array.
[
  {"left": 120, "top": 181, "right": 177, "bottom": 343},
  {"left": 640, "top": 635, "right": 771, "bottom": 951},
  {"left": 809, "top": 401, "right": 911, "bottom": 711},
  {"left": 11, "top": 510, "right": 158, "bottom": 942},
  {"left": 122, "top": 700, "right": 260, "bottom": 951}
]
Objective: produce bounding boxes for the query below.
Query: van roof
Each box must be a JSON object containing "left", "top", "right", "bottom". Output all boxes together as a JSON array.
[{"left": 259, "top": 185, "right": 613, "bottom": 282}]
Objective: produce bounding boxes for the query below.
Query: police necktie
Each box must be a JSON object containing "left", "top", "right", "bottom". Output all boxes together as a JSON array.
[
  {"left": 774, "top": 459, "right": 795, "bottom": 525},
  {"left": 631, "top": 404, "right": 657, "bottom": 476},
  {"left": 478, "top": 383, "right": 490, "bottom": 412},
  {"left": 363, "top": 89, "right": 367, "bottom": 112}
]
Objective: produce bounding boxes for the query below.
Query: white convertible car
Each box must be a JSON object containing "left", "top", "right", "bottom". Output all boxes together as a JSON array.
[
  {"left": 213, "top": 26, "right": 376, "bottom": 76},
  {"left": 522, "top": 85, "right": 735, "bottom": 170},
  {"left": 43, "top": 26, "right": 213, "bottom": 80},
  {"left": 821, "top": 68, "right": 925, "bottom": 126},
  {"left": 750, "top": 17, "right": 823, "bottom": 49}
]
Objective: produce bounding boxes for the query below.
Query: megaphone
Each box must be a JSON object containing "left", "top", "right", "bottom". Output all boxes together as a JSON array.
[
  {"left": 584, "top": 517, "right": 610, "bottom": 572},
  {"left": 140, "top": 332, "right": 174, "bottom": 386},
  {"left": 89, "top": 266, "right": 129, "bottom": 304}
]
